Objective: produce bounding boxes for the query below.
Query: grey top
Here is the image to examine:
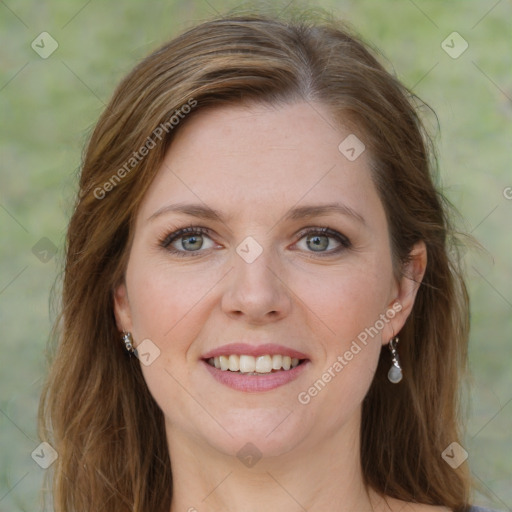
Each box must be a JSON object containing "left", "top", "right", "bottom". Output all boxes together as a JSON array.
[{"left": 469, "top": 506, "right": 501, "bottom": 512}]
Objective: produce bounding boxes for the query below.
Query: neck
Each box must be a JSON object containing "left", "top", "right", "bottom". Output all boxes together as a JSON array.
[{"left": 167, "top": 412, "right": 377, "bottom": 512}]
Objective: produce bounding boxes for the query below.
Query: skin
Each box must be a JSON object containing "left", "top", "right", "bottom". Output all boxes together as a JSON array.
[{"left": 114, "top": 101, "right": 445, "bottom": 512}]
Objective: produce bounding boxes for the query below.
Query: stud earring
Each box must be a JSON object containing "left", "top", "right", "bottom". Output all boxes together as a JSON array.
[
  {"left": 122, "top": 331, "right": 136, "bottom": 357},
  {"left": 387, "top": 336, "right": 403, "bottom": 383}
]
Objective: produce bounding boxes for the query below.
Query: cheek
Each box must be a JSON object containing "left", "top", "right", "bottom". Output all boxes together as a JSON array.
[
  {"left": 290, "top": 256, "right": 391, "bottom": 407},
  {"left": 125, "top": 254, "right": 222, "bottom": 344},
  {"left": 289, "top": 255, "right": 393, "bottom": 347},
  {"left": 293, "top": 269, "right": 387, "bottom": 429},
  {"left": 124, "top": 255, "right": 222, "bottom": 414}
]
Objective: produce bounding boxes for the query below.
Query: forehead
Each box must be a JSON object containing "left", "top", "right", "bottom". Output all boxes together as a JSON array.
[{"left": 138, "top": 101, "right": 382, "bottom": 226}]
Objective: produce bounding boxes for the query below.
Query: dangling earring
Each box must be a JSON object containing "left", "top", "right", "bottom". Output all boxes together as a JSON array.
[
  {"left": 122, "top": 331, "right": 136, "bottom": 357},
  {"left": 387, "top": 336, "right": 403, "bottom": 383}
]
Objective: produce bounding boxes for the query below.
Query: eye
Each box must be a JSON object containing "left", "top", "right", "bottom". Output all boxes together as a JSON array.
[
  {"left": 294, "top": 227, "right": 351, "bottom": 255},
  {"left": 158, "top": 225, "right": 351, "bottom": 257},
  {"left": 159, "top": 226, "right": 217, "bottom": 256}
]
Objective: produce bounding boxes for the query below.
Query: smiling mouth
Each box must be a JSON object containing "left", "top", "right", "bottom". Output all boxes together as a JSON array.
[{"left": 206, "top": 354, "right": 306, "bottom": 375}]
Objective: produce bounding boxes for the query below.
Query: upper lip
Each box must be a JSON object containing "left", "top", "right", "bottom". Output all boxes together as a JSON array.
[{"left": 201, "top": 343, "right": 309, "bottom": 360}]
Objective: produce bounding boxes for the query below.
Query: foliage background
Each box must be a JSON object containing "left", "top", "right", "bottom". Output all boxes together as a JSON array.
[{"left": 0, "top": 0, "right": 510, "bottom": 510}]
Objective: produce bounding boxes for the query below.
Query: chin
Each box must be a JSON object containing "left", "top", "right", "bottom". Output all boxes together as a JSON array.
[{"left": 192, "top": 406, "right": 314, "bottom": 461}]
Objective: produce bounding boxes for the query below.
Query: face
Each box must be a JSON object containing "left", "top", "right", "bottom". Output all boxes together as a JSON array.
[{"left": 114, "top": 101, "right": 425, "bottom": 459}]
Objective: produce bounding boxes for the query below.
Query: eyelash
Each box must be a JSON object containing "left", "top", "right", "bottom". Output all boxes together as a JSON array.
[{"left": 158, "top": 225, "right": 352, "bottom": 258}]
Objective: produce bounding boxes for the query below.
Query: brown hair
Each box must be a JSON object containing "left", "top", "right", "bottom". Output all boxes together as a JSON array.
[{"left": 38, "top": 9, "right": 472, "bottom": 512}]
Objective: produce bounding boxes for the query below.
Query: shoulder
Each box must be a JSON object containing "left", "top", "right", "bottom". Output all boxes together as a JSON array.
[
  {"left": 377, "top": 497, "right": 501, "bottom": 512},
  {"left": 402, "top": 504, "right": 501, "bottom": 512},
  {"left": 374, "top": 495, "right": 450, "bottom": 512},
  {"left": 401, "top": 503, "right": 501, "bottom": 512},
  {"left": 394, "top": 504, "right": 451, "bottom": 512},
  {"left": 466, "top": 506, "right": 502, "bottom": 512}
]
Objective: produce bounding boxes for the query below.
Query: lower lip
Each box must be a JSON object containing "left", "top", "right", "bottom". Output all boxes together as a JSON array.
[{"left": 202, "top": 359, "right": 310, "bottom": 392}]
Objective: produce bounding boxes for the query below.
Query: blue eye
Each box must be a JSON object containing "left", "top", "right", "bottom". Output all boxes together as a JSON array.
[
  {"left": 295, "top": 227, "right": 351, "bottom": 255},
  {"left": 159, "top": 225, "right": 351, "bottom": 257},
  {"left": 159, "top": 226, "right": 216, "bottom": 256}
]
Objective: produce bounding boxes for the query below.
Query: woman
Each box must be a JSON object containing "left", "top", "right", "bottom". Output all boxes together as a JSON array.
[{"left": 38, "top": 10, "right": 498, "bottom": 512}]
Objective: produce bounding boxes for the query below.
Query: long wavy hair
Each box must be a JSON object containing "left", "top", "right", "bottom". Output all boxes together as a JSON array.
[{"left": 38, "top": 9, "right": 472, "bottom": 512}]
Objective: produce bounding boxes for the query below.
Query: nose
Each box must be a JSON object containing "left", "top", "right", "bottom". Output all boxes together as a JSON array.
[{"left": 221, "top": 242, "right": 292, "bottom": 325}]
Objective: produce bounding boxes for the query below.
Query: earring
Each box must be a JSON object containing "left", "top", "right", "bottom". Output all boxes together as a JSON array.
[
  {"left": 122, "top": 331, "right": 136, "bottom": 356},
  {"left": 387, "top": 336, "right": 403, "bottom": 383}
]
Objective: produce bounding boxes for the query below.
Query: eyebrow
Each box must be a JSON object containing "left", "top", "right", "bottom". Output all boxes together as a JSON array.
[{"left": 147, "top": 202, "right": 365, "bottom": 225}]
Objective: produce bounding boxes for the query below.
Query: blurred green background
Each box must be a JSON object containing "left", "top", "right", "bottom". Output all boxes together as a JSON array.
[{"left": 0, "top": 0, "right": 510, "bottom": 510}]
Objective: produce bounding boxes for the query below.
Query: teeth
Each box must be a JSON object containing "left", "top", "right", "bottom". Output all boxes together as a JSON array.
[
  {"left": 239, "top": 355, "right": 255, "bottom": 373},
  {"left": 255, "top": 355, "right": 272, "bottom": 373},
  {"left": 272, "top": 354, "right": 282, "bottom": 370},
  {"left": 228, "top": 354, "right": 240, "bottom": 372},
  {"left": 210, "top": 354, "right": 302, "bottom": 373},
  {"left": 219, "top": 355, "right": 229, "bottom": 371}
]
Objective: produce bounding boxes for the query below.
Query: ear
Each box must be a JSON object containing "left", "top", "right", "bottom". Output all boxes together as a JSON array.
[
  {"left": 382, "top": 241, "right": 427, "bottom": 344},
  {"left": 113, "top": 281, "right": 133, "bottom": 333}
]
